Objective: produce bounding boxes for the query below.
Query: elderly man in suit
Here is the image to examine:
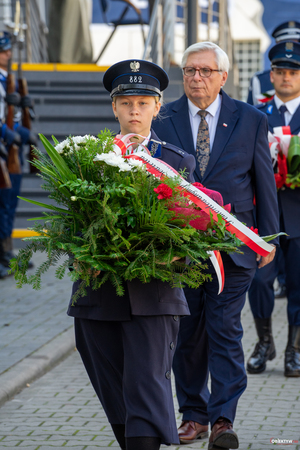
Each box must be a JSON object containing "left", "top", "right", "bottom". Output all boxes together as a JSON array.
[
  {"left": 247, "top": 41, "right": 300, "bottom": 378},
  {"left": 152, "top": 42, "right": 279, "bottom": 449}
]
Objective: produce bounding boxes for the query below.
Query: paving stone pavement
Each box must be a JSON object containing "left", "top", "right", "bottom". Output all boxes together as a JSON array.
[
  {"left": 0, "top": 251, "right": 75, "bottom": 405},
  {"left": 0, "top": 267, "right": 299, "bottom": 450}
]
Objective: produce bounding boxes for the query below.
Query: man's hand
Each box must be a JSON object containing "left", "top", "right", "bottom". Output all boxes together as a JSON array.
[
  {"left": 156, "top": 256, "right": 183, "bottom": 265},
  {"left": 256, "top": 245, "right": 276, "bottom": 269},
  {"left": 73, "top": 260, "right": 101, "bottom": 277},
  {"left": 20, "top": 95, "right": 33, "bottom": 109},
  {"left": 5, "top": 92, "right": 21, "bottom": 106},
  {"left": 3, "top": 126, "right": 22, "bottom": 146}
]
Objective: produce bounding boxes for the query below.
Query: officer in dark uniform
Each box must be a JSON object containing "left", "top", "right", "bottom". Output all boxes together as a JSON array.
[
  {"left": 67, "top": 59, "right": 195, "bottom": 450},
  {"left": 0, "top": 31, "right": 36, "bottom": 279},
  {"left": 247, "top": 21, "right": 300, "bottom": 106},
  {"left": 247, "top": 41, "right": 300, "bottom": 377},
  {"left": 247, "top": 21, "right": 300, "bottom": 301},
  {"left": 0, "top": 31, "right": 22, "bottom": 279}
]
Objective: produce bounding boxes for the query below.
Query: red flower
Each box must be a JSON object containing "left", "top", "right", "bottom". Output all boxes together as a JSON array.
[
  {"left": 275, "top": 152, "right": 288, "bottom": 189},
  {"left": 154, "top": 183, "right": 173, "bottom": 199},
  {"left": 192, "top": 182, "right": 204, "bottom": 189},
  {"left": 193, "top": 182, "right": 224, "bottom": 206},
  {"left": 250, "top": 226, "right": 259, "bottom": 235}
]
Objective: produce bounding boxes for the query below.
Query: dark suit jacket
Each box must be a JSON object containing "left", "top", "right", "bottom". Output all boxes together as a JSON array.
[
  {"left": 67, "top": 129, "right": 193, "bottom": 320},
  {"left": 257, "top": 99, "right": 300, "bottom": 239},
  {"left": 153, "top": 91, "right": 279, "bottom": 268}
]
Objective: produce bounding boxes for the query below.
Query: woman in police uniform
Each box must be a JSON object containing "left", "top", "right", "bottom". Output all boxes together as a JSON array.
[{"left": 67, "top": 60, "right": 195, "bottom": 450}]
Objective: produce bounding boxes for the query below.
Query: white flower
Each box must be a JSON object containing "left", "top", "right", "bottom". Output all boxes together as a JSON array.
[
  {"left": 55, "top": 135, "right": 99, "bottom": 153},
  {"left": 127, "top": 159, "right": 144, "bottom": 168},
  {"left": 105, "top": 155, "right": 128, "bottom": 168},
  {"left": 93, "top": 152, "right": 132, "bottom": 172},
  {"left": 55, "top": 138, "right": 71, "bottom": 154},
  {"left": 118, "top": 163, "right": 131, "bottom": 172},
  {"left": 71, "top": 196, "right": 77, "bottom": 201},
  {"left": 93, "top": 152, "right": 114, "bottom": 162}
]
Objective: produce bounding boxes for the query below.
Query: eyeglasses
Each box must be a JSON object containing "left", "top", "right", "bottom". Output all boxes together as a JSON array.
[{"left": 182, "top": 67, "right": 221, "bottom": 78}]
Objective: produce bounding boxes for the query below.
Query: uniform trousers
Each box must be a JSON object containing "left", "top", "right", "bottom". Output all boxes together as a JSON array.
[
  {"left": 0, "top": 173, "right": 22, "bottom": 239},
  {"left": 173, "top": 254, "right": 256, "bottom": 427},
  {"left": 74, "top": 314, "right": 181, "bottom": 445},
  {"left": 249, "top": 235, "right": 300, "bottom": 326}
]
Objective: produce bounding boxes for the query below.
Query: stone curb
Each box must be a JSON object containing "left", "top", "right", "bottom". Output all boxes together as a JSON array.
[{"left": 0, "top": 326, "right": 75, "bottom": 407}]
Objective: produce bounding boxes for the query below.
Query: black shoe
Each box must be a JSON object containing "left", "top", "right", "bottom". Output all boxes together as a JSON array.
[
  {"left": 247, "top": 317, "right": 276, "bottom": 374},
  {"left": 274, "top": 283, "right": 287, "bottom": 298},
  {"left": 285, "top": 326, "right": 300, "bottom": 377}
]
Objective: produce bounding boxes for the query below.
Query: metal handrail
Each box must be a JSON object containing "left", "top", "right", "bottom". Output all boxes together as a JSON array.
[
  {"left": 143, "top": 0, "right": 175, "bottom": 72},
  {"left": 1, "top": 0, "right": 48, "bottom": 63},
  {"left": 142, "top": 0, "right": 162, "bottom": 64}
]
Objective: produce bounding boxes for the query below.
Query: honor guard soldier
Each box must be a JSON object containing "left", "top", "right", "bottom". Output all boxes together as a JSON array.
[
  {"left": 248, "top": 41, "right": 300, "bottom": 377},
  {"left": 0, "top": 31, "right": 36, "bottom": 279},
  {"left": 67, "top": 59, "right": 195, "bottom": 450},
  {"left": 247, "top": 21, "right": 300, "bottom": 106}
]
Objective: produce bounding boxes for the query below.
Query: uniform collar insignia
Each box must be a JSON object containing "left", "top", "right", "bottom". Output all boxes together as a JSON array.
[{"left": 148, "top": 139, "right": 162, "bottom": 158}]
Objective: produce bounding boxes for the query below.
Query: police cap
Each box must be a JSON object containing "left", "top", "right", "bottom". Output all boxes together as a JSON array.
[
  {"left": 103, "top": 59, "right": 169, "bottom": 98},
  {"left": 0, "top": 31, "right": 11, "bottom": 52},
  {"left": 272, "top": 21, "right": 300, "bottom": 42},
  {"left": 269, "top": 41, "right": 300, "bottom": 70}
]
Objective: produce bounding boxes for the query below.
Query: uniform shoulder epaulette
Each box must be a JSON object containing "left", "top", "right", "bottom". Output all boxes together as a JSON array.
[
  {"left": 149, "top": 139, "right": 186, "bottom": 158},
  {"left": 163, "top": 141, "right": 186, "bottom": 157}
]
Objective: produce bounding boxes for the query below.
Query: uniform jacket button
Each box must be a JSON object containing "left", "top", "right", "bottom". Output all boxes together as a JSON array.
[
  {"left": 165, "top": 370, "right": 171, "bottom": 379},
  {"left": 170, "top": 342, "right": 175, "bottom": 350},
  {"left": 173, "top": 315, "right": 179, "bottom": 321}
]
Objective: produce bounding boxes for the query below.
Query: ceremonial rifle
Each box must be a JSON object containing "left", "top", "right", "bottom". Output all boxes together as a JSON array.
[
  {"left": 6, "top": 1, "right": 21, "bottom": 174},
  {"left": 0, "top": 143, "right": 12, "bottom": 189}
]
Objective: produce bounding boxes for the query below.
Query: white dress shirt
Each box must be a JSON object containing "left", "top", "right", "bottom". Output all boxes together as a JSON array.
[
  {"left": 274, "top": 94, "right": 300, "bottom": 125},
  {"left": 0, "top": 68, "right": 8, "bottom": 121},
  {"left": 188, "top": 93, "right": 222, "bottom": 152}
]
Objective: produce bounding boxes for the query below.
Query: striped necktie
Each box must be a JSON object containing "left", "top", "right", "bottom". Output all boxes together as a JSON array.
[{"left": 196, "top": 110, "right": 210, "bottom": 177}]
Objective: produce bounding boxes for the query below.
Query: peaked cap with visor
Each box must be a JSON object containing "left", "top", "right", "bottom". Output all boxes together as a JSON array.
[{"left": 103, "top": 59, "right": 169, "bottom": 98}]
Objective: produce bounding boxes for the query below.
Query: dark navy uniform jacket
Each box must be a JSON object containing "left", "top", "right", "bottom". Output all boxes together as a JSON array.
[
  {"left": 257, "top": 99, "right": 300, "bottom": 239},
  {"left": 247, "top": 69, "right": 274, "bottom": 105},
  {"left": 67, "top": 129, "right": 194, "bottom": 321},
  {"left": 153, "top": 91, "right": 279, "bottom": 269}
]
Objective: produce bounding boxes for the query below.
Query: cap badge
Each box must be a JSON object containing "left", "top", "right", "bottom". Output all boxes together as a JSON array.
[
  {"left": 130, "top": 61, "right": 140, "bottom": 72},
  {"left": 285, "top": 42, "right": 293, "bottom": 52},
  {"left": 289, "top": 21, "right": 295, "bottom": 28}
]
